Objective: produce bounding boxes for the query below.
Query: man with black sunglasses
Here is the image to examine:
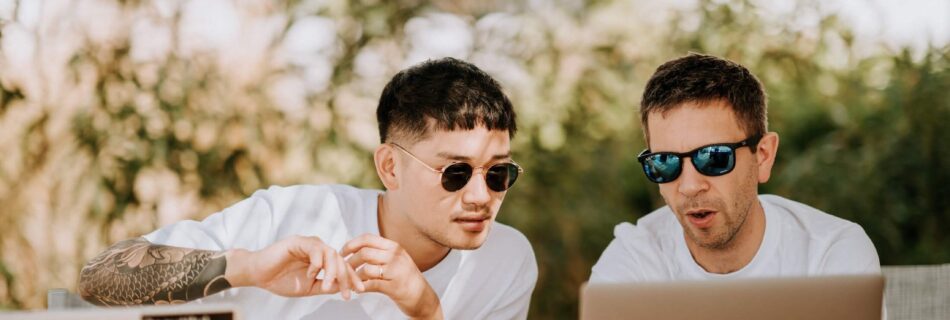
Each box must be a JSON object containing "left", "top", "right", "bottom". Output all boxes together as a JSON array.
[
  {"left": 590, "top": 54, "right": 880, "bottom": 284},
  {"left": 78, "top": 58, "right": 537, "bottom": 319}
]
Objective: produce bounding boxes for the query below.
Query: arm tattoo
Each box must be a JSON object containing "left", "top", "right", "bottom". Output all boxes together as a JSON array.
[{"left": 78, "top": 238, "right": 232, "bottom": 306}]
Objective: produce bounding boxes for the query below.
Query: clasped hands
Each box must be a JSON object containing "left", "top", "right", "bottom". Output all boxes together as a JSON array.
[{"left": 225, "top": 234, "right": 442, "bottom": 319}]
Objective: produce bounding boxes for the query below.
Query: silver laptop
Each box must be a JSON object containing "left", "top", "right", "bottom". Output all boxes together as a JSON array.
[
  {"left": 580, "top": 275, "right": 884, "bottom": 320},
  {"left": 0, "top": 303, "right": 240, "bottom": 320}
]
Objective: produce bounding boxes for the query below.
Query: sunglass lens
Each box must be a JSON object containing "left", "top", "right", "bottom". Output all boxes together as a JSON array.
[
  {"left": 693, "top": 146, "right": 735, "bottom": 176},
  {"left": 643, "top": 154, "right": 682, "bottom": 183},
  {"left": 441, "top": 163, "right": 473, "bottom": 192},
  {"left": 486, "top": 163, "right": 520, "bottom": 192}
]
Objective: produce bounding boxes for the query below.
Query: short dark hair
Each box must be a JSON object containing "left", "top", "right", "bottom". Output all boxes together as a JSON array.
[
  {"left": 640, "top": 53, "right": 767, "bottom": 145},
  {"left": 377, "top": 57, "right": 517, "bottom": 143}
]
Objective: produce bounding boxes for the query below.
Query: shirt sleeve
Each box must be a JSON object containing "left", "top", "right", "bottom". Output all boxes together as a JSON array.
[
  {"left": 816, "top": 223, "right": 886, "bottom": 320},
  {"left": 818, "top": 223, "right": 881, "bottom": 275},
  {"left": 143, "top": 188, "right": 279, "bottom": 251},
  {"left": 484, "top": 245, "right": 538, "bottom": 320},
  {"left": 590, "top": 222, "right": 669, "bottom": 283}
]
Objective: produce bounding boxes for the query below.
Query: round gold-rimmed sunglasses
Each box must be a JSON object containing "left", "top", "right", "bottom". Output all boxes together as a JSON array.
[{"left": 389, "top": 143, "right": 524, "bottom": 192}]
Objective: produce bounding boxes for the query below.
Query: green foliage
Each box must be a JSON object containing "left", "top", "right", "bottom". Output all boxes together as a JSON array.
[{"left": 767, "top": 49, "right": 950, "bottom": 265}]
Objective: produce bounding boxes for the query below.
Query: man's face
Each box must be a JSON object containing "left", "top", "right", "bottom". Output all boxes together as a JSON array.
[
  {"left": 647, "top": 100, "right": 762, "bottom": 249},
  {"left": 390, "top": 126, "right": 512, "bottom": 250}
]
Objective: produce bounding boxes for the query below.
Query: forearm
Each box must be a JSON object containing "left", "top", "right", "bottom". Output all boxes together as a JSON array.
[
  {"left": 411, "top": 300, "right": 444, "bottom": 320},
  {"left": 407, "top": 283, "right": 444, "bottom": 320},
  {"left": 78, "top": 238, "right": 232, "bottom": 306}
]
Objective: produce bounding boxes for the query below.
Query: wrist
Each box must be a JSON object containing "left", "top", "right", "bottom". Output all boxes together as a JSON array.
[
  {"left": 224, "top": 248, "right": 253, "bottom": 287},
  {"left": 409, "top": 286, "right": 443, "bottom": 320}
]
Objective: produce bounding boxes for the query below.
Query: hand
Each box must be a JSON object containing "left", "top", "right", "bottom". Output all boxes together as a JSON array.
[
  {"left": 226, "top": 236, "right": 364, "bottom": 300},
  {"left": 342, "top": 234, "right": 444, "bottom": 320}
]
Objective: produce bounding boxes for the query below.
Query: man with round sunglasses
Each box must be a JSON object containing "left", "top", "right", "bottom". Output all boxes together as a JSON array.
[
  {"left": 590, "top": 54, "right": 880, "bottom": 284},
  {"left": 78, "top": 58, "right": 537, "bottom": 319}
]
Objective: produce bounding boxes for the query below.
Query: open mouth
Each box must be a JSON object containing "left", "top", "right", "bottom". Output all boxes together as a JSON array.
[
  {"left": 685, "top": 209, "right": 717, "bottom": 228},
  {"left": 689, "top": 211, "right": 713, "bottom": 219}
]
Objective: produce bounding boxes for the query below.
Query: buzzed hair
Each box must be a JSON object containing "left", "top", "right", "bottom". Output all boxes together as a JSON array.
[{"left": 376, "top": 57, "right": 517, "bottom": 144}]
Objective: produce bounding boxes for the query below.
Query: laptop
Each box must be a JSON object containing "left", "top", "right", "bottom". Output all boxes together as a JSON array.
[
  {"left": 0, "top": 303, "right": 241, "bottom": 320},
  {"left": 580, "top": 275, "right": 884, "bottom": 320}
]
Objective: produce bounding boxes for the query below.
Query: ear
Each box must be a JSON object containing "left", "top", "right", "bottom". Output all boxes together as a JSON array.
[
  {"left": 755, "top": 132, "right": 780, "bottom": 183},
  {"left": 374, "top": 144, "right": 399, "bottom": 190}
]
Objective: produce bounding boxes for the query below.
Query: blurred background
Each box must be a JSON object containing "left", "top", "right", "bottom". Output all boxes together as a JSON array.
[{"left": 0, "top": 0, "right": 947, "bottom": 318}]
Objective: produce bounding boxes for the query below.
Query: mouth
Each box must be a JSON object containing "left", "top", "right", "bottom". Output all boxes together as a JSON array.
[
  {"left": 684, "top": 209, "right": 717, "bottom": 228},
  {"left": 454, "top": 216, "right": 491, "bottom": 232}
]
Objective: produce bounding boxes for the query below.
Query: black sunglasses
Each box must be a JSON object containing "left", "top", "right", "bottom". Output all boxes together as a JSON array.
[
  {"left": 390, "top": 143, "right": 524, "bottom": 192},
  {"left": 637, "top": 135, "right": 762, "bottom": 184}
]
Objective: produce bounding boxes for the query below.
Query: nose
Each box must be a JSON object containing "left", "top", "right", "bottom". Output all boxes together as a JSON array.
[
  {"left": 676, "top": 159, "right": 709, "bottom": 197},
  {"left": 461, "top": 168, "right": 492, "bottom": 206}
]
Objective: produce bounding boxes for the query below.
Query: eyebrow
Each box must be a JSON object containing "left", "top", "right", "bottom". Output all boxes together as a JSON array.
[{"left": 435, "top": 151, "right": 512, "bottom": 161}]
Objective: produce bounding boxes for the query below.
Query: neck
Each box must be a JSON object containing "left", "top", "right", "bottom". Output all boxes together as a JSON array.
[
  {"left": 686, "top": 199, "right": 766, "bottom": 274},
  {"left": 377, "top": 193, "right": 450, "bottom": 272}
]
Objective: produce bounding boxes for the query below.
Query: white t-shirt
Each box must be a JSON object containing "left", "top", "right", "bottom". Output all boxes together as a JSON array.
[
  {"left": 590, "top": 194, "right": 881, "bottom": 282},
  {"left": 144, "top": 184, "right": 538, "bottom": 319}
]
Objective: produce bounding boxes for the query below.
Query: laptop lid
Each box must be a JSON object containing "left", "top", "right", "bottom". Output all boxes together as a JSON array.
[{"left": 580, "top": 275, "right": 884, "bottom": 320}]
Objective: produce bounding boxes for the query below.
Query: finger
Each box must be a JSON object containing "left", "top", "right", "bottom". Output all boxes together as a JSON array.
[
  {"left": 305, "top": 246, "right": 325, "bottom": 279},
  {"left": 346, "top": 261, "right": 366, "bottom": 292},
  {"left": 322, "top": 249, "right": 338, "bottom": 292},
  {"left": 286, "top": 236, "right": 324, "bottom": 279},
  {"left": 341, "top": 234, "right": 396, "bottom": 256},
  {"left": 336, "top": 252, "right": 351, "bottom": 300},
  {"left": 308, "top": 279, "right": 338, "bottom": 295},
  {"left": 360, "top": 279, "right": 387, "bottom": 294},
  {"left": 356, "top": 264, "right": 388, "bottom": 281},
  {"left": 340, "top": 234, "right": 375, "bottom": 256},
  {"left": 346, "top": 247, "right": 391, "bottom": 268}
]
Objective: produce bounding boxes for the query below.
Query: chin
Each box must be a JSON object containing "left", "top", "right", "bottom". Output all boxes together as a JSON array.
[
  {"left": 694, "top": 233, "right": 732, "bottom": 249},
  {"left": 684, "top": 228, "right": 719, "bottom": 247},
  {"left": 444, "top": 229, "right": 491, "bottom": 250},
  {"left": 449, "top": 242, "right": 484, "bottom": 250}
]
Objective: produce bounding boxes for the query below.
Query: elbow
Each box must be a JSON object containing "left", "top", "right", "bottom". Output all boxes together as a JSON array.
[
  {"left": 76, "top": 263, "right": 102, "bottom": 305},
  {"left": 77, "top": 253, "right": 118, "bottom": 306}
]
